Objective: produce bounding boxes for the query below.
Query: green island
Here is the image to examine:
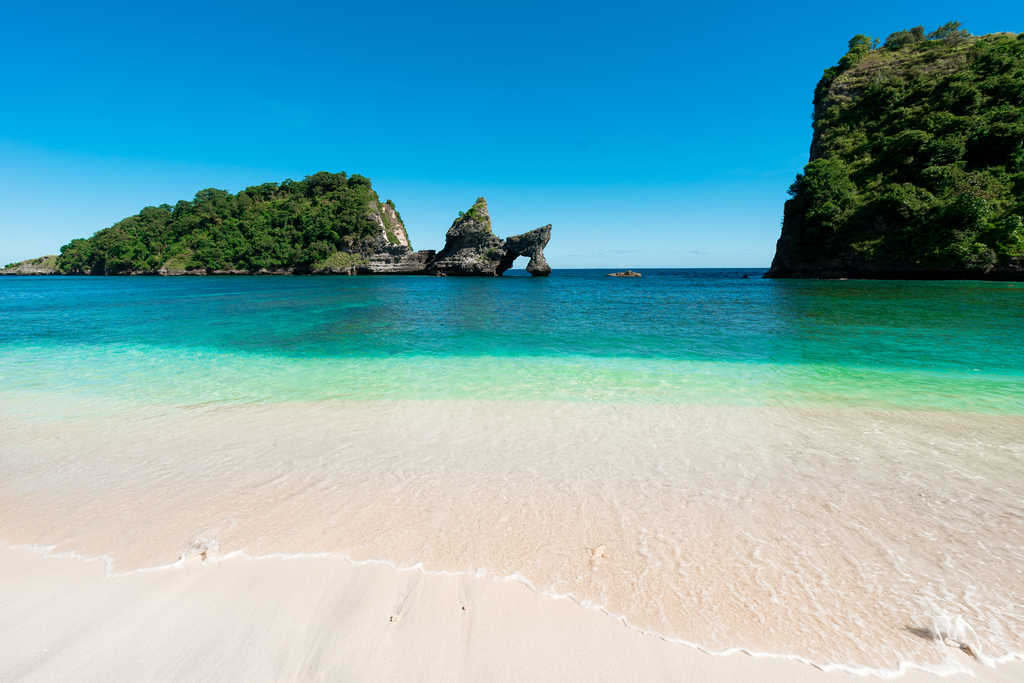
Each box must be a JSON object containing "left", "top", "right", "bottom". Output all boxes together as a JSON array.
[
  {"left": 26, "top": 172, "right": 412, "bottom": 275},
  {"left": 768, "top": 23, "right": 1024, "bottom": 279},
  {"left": 1, "top": 175, "right": 553, "bottom": 277}
]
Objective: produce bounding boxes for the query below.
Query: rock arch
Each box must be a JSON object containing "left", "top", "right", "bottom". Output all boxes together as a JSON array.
[{"left": 497, "top": 225, "right": 552, "bottom": 276}]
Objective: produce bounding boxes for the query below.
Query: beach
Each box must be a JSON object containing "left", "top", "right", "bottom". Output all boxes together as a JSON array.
[
  {"left": 2, "top": 397, "right": 1023, "bottom": 679},
  {"left": 4, "top": 545, "right": 1022, "bottom": 682},
  {"left": 6, "top": 2, "right": 1024, "bottom": 678},
  {"left": 1, "top": 272, "right": 1022, "bottom": 679}
]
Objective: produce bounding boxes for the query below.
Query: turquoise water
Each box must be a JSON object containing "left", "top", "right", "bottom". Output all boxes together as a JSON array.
[
  {"left": 1, "top": 270, "right": 1022, "bottom": 412},
  {"left": 3, "top": 270, "right": 1024, "bottom": 675}
]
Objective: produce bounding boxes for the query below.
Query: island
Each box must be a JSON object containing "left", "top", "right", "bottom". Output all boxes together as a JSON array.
[
  {"left": 1, "top": 174, "right": 551, "bottom": 277},
  {"left": 767, "top": 24, "right": 1024, "bottom": 279}
]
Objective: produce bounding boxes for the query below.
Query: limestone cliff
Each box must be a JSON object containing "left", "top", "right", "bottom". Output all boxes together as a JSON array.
[{"left": 376, "top": 200, "right": 411, "bottom": 248}]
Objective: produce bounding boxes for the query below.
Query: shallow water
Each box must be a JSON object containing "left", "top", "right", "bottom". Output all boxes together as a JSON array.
[
  {"left": 1, "top": 270, "right": 1022, "bottom": 411},
  {"left": 1, "top": 270, "right": 1022, "bottom": 675}
]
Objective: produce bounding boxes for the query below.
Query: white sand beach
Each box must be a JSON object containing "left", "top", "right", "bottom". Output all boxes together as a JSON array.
[
  {"left": 2, "top": 396, "right": 1023, "bottom": 680},
  {"left": 3, "top": 545, "right": 1022, "bottom": 682}
]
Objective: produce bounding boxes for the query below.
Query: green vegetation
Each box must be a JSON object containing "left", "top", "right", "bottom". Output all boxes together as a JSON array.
[
  {"left": 311, "top": 251, "right": 368, "bottom": 273},
  {"left": 775, "top": 24, "right": 1024, "bottom": 276},
  {"left": 56, "top": 172, "right": 403, "bottom": 274},
  {"left": 4, "top": 255, "right": 56, "bottom": 270},
  {"left": 1, "top": 255, "right": 58, "bottom": 273},
  {"left": 456, "top": 197, "right": 488, "bottom": 222}
]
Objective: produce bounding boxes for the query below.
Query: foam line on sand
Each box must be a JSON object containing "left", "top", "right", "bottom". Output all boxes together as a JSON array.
[{"left": 1, "top": 546, "right": 1021, "bottom": 682}]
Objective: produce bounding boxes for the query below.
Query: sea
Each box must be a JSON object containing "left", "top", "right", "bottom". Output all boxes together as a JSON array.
[{"left": 1, "top": 269, "right": 1022, "bottom": 675}]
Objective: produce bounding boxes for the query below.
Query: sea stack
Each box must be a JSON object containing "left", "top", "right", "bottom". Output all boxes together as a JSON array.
[
  {"left": 429, "top": 198, "right": 506, "bottom": 275},
  {"left": 429, "top": 198, "right": 552, "bottom": 277}
]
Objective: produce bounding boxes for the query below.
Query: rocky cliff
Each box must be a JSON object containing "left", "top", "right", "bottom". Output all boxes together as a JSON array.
[{"left": 767, "top": 26, "right": 1024, "bottom": 279}]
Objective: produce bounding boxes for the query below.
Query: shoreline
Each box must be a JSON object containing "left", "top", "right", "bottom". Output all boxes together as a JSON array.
[
  {"left": 6, "top": 267, "right": 1024, "bottom": 283},
  {"left": 3, "top": 544, "right": 1022, "bottom": 682},
  {"left": 2, "top": 398, "right": 1023, "bottom": 675}
]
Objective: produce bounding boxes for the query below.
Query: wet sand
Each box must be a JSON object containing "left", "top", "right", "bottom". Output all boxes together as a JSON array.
[{"left": 2, "top": 396, "right": 1023, "bottom": 678}]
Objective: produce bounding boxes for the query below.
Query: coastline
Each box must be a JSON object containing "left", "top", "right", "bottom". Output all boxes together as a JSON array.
[
  {"left": 763, "top": 267, "right": 1024, "bottom": 281},
  {"left": 2, "top": 397, "right": 1022, "bottom": 677},
  {"left": 3, "top": 545, "right": 1021, "bottom": 682},
  {"left": 3, "top": 12, "right": 1023, "bottom": 683},
  {"left": 7, "top": 270, "right": 1024, "bottom": 282}
]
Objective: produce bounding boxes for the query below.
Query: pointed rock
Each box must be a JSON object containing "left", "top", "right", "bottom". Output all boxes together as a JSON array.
[{"left": 430, "top": 197, "right": 505, "bottom": 275}]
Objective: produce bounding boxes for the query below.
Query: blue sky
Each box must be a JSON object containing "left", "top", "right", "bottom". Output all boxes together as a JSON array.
[{"left": 2, "top": 2, "right": 1021, "bottom": 268}]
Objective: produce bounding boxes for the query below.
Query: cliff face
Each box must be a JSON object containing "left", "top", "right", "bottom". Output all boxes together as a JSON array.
[
  {"left": 376, "top": 200, "right": 411, "bottom": 248},
  {"left": 768, "top": 28, "right": 1024, "bottom": 279}
]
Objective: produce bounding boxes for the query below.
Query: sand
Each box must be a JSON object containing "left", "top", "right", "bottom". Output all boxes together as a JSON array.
[
  {"left": 2, "top": 546, "right": 1021, "bottom": 682},
  {"left": 2, "top": 395, "right": 1023, "bottom": 680}
]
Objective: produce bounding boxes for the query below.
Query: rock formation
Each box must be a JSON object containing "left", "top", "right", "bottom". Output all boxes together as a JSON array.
[
  {"left": 501, "top": 225, "right": 552, "bottom": 276},
  {"left": 429, "top": 198, "right": 551, "bottom": 277},
  {"left": 607, "top": 270, "right": 641, "bottom": 277},
  {"left": 352, "top": 197, "right": 552, "bottom": 276},
  {"left": 429, "top": 198, "right": 506, "bottom": 275}
]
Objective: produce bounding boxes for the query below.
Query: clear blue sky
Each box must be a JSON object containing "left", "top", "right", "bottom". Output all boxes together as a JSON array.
[{"left": 2, "top": 2, "right": 1021, "bottom": 268}]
